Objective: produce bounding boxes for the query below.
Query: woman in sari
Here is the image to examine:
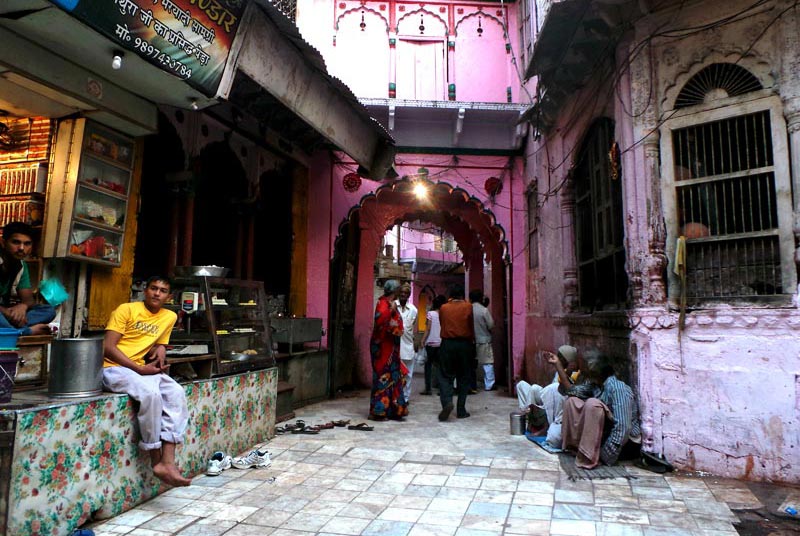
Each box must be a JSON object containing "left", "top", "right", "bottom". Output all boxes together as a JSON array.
[{"left": 369, "top": 279, "right": 409, "bottom": 420}]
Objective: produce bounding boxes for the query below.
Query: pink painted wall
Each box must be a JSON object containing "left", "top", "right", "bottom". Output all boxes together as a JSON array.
[
  {"left": 454, "top": 13, "right": 509, "bottom": 103},
  {"left": 297, "top": 0, "right": 521, "bottom": 104},
  {"left": 334, "top": 9, "right": 391, "bottom": 98}
]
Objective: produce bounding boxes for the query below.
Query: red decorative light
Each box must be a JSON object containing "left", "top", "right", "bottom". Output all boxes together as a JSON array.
[
  {"left": 343, "top": 172, "right": 362, "bottom": 192},
  {"left": 338, "top": 2, "right": 346, "bottom": 8},
  {"left": 484, "top": 176, "right": 502, "bottom": 196}
]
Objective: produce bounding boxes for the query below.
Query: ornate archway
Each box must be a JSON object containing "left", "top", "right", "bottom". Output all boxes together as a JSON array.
[{"left": 329, "top": 178, "right": 511, "bottom": 391}]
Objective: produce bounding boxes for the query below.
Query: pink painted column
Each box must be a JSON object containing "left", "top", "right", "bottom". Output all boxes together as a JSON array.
[
  {"left": 354, "top": 218, "right": 382, "bottom": 387},
  {"left": 466, "top": 247, "right": 484, "bottom": 295}
]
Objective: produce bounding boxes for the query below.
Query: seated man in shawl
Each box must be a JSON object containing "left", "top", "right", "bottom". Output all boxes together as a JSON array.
[
  {"left": 516, "top": 345, "right": 581, "bottom": 447},
  {"left": 561, "top": 352, "right": 641, "bottom": 469}
]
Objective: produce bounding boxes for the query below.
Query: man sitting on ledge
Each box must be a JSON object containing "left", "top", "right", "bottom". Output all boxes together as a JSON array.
[
  {"left": 0, "top": 221, "right": 56, "bottom": 335},
  {"left": 103, "top": 275, "right": 190, "bottom": 487},
  {"left": 561, "top": 352, "right": 641, "bottom": 469}
]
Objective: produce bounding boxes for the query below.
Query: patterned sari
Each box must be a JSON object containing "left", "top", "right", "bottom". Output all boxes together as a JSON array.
[{"left": 369, "top": 295, "right": 409, "bottom": 419}]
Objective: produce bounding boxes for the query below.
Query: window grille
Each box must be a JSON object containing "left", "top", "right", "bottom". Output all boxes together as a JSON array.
[
  {"left": 675, "top": 63, "right": 762, "bottom": 109},
  {"left": 672, "top": 109, "right": 782, "bottom": 299},
  {"left": 574, "top": 118, "right": 627, "bottom": 309},
  {"left": 269, "top": 0, "right": 297, "bottom": 22}
]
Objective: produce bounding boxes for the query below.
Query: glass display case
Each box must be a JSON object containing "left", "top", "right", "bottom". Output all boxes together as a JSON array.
[
  {"left": 43, "top": 119, "right": 133, "bottom": 266},
  {"left": 165, "top": 277, "right": 275, "bottom": 379}
]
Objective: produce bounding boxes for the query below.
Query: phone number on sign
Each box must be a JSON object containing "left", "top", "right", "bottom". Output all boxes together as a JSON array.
[{"left": 134, "top": 37, "right": 193, "bottom": 79}]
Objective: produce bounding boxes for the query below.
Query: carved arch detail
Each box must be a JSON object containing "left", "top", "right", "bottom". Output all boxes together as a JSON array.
[
  {"left": 660, "top": 50, "right": 775, "bottom": 113},
  {"left": 335, "top": 6, "right": 390, "bottom": 33},
  {"left": 395, "top": 8, "right": 448, "bottom": 35},
  {"left": 454, "top": 11, "right": 505, "bottom": 37}
]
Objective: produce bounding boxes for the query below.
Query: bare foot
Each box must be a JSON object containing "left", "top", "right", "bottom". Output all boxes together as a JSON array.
[
  {"left": 152, "top": 462, "right": 191, "bottom": 487},
  {"left": 29, "top": 324, "right": 53, "bottom": 336}
]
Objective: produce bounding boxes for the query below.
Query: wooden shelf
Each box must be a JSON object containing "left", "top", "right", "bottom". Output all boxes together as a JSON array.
[{"left": 165, "top": 353, "right": 216, "bottom": 364}]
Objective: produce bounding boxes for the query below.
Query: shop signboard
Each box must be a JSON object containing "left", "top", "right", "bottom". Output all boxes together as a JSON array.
[{"left": 51, "top": 0, "right": 247, "bottom": 96}]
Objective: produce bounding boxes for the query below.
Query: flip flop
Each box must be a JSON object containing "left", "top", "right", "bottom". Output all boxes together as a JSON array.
[
  {"left": 291, "top": 425, "right": 320, "bottom": 434},
  {"left": 316, "top": 422, "right": 335, "bottom": 430},
  {"left": 332, "top": 419, "right": 351, "bottom": 427},
  {"left": 347, "top": 423, "right": 374, "bottom": 431},
  {"left": 286, "top": 420, "right": 306, "bottom": 431}
]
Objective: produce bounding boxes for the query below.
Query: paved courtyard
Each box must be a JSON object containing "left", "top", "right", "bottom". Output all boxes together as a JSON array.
[{"left": 88, "top": 378, "right": 760, "bottom": 536}]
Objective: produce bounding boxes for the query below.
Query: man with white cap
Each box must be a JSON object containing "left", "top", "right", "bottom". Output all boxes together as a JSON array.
[{"left": 516, "top": 345, "right": 581, "bottom": 448}]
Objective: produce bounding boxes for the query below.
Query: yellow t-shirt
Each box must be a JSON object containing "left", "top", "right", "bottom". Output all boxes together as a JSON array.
[{"left": 104, "top": 302, "right": 177, "bottom": 367}]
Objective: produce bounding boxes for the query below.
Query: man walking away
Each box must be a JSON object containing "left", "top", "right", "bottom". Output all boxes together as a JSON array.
[{"left": 437, "top": 284, "right": 474, "bottom": 421}]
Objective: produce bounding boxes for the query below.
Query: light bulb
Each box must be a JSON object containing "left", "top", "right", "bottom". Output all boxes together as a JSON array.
[
  {"left": 190, "top": 100, "right": 199, "bottom": 111},
  {"left": 413, "top": 182, "right": 428, "bottom": 199},
  {"left": 111, "top": 54, "right": 123, "bottom": 70}
]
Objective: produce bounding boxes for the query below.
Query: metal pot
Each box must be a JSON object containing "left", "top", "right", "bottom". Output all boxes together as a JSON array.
[
  {"left": 509, "top": 411, "right": 526, "bottom": 435},
  {"left": 49, "top": 338, "right": 104, "bottom": 398},
  {"left": 173, "top": 265, "right": 230, "bottom": 278}
]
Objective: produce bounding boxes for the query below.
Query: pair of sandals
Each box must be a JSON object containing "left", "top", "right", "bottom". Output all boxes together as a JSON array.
[{"left": 275, "top": 419, "right": 352, "bottom": 434}]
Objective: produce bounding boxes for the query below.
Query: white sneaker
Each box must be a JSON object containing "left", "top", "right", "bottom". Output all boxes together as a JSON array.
[
  {"left": 206, "top": 451, "right": 232, "bottom": 476},
  {"left": 232, "top": 448, "right": 271, "bottom": 469}
]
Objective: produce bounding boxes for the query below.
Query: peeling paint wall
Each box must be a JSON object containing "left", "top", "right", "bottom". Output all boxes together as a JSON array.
[{"left": 524, "top": 0, "right": 800, "bottom": 481}]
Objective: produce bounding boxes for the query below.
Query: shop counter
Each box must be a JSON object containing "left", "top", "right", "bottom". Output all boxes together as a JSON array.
[{"left": 0, "top": 367, "right": 277, "bottom": 536}]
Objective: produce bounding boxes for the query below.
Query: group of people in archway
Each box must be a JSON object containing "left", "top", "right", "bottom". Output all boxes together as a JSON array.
[
  {"left": 368, "top": 280, "right": 494, "bottom": 422},
  {"left": 369, "top": 277, "right": 645, "bottom": 470}
]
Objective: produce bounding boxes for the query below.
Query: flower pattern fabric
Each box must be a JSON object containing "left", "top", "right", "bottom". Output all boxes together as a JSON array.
[
  {"left": 369, "top": 295, "right": 408, "bottom": 419},
  {"left": 8, "top": 368, "right": 277, "bottom": 536}
]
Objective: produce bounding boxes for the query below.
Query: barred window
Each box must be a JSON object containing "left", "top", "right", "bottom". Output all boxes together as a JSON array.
[
  {"left": 574, "top": 118, "right": 627, "bottom": 309},
  {"left": 662, "top": 67, "right": 794, "bottom": 304}
]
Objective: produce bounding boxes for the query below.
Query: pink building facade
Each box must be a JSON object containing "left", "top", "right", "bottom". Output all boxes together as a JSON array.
[
  {"left": 297, "top": 0, "right": 529, "bottom": 389},
  {"left": 523, "top": 0, "right": 800, "bottom": 482}
]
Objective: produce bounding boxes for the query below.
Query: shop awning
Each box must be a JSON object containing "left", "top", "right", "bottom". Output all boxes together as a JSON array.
[{"left": 0, "top": 0, "right": 395, "bottom": 177}]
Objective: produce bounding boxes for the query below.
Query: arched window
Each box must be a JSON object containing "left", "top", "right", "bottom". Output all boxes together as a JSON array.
[
  {"left": 574, "top": 118, "right": 627, "bottom": 309},
  {"left": 662, "top": 63, "right": 794, "bottom": 303}
]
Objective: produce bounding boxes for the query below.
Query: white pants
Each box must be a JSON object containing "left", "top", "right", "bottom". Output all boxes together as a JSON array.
[
  {"left": 516, "top": 380, "right": 542, "bottom": 409},
  {"left": 482, "top": 364, "right": 495, "bottom": 390},
  {"left": 103, "top": 366, "right": 189, "bottom": 451},
  {"left": 516, "top": 381, "right": 565, "bottom": 448},
  {"left": 401, "top": 358, "right": 414, "bottom": 402}
]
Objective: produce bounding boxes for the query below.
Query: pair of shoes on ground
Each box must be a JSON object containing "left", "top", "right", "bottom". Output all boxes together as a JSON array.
[
  {"left": 438, "top": 403, "right": 471, "bottom": 421},
  {"left": 206, "top": 448, "right": 271, "bottom": 476}
]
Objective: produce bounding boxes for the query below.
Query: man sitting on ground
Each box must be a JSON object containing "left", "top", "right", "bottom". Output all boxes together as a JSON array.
[
  {"left": 561, "top": 352, "right": 641, "bottom": 468},
  {"left": 0, "top": 222, "right": 56, "bottom": 335},
  {"left": 516, "top": 345, "right": 581, "bottom": 447},
  {"left": 102, "top": 275, "right": 191, "bottom": 487}
]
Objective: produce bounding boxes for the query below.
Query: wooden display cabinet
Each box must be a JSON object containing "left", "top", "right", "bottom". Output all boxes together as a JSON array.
[
  {"left": 165, "top": 277, "right": 275, "bottom": 379},
  {"left": 43, "top": 119, "right": 133, "bottom": 266}
]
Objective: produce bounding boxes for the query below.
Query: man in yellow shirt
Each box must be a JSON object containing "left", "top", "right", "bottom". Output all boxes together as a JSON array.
[{"left": 102, "top": 276, "right": 190, "bottom": 487}]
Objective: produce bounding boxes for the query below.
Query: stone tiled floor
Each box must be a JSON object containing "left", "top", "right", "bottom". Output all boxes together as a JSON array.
[{"left": 88, "top": 378, "right": 760, "bottom": 536}]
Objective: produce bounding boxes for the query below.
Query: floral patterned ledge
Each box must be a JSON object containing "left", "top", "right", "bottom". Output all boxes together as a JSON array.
[{"left": 7, "top": 367, "right": 277, "bottom": 536}]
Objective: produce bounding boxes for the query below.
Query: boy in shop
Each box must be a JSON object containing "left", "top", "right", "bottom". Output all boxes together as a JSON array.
[
  {"left": 103, "top": 275, "right": 191, "bottom": 487},
  {"left": 0, "top": 221, "right": 56, "bottom": 335}
]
